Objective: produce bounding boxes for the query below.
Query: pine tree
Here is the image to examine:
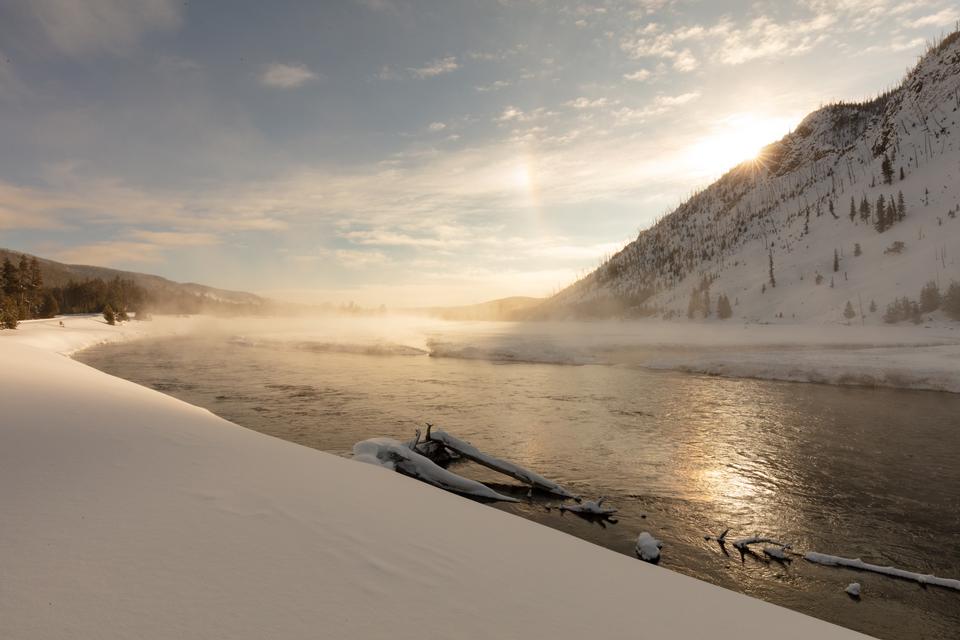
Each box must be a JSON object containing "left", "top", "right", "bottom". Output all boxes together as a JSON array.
[
  {"left": 881, "top": 154, "right": 894, "bottom": 184},
  {"left": 848, "top": 196, "right": 856, "bottom": 223},
  {"left": 2, "top": 257, "right": 18, "bottom": 297},
  {"left": 1, "top": 296, "right": 18, "bottom": 329},
  {"left": 768, "top": 249, "right": 776, "bottom": 288},
  {"left": 919, "top": 281, "right": 941, "bottom": 312},
  {"left": 103, "top": 304, "right": 116, "bottom": 326},
  {"left": 897, "top": 190, "right": 906, "bottom": 221},
  {"left": 829, "top": 199, "right": 836, "bottom": 219},
  {"left": 899, "top": 166, "right": 905, "bottom": 181},
  {"left": 859, "top": 196, "right": 871, "bottom": 223},
  {"left": 843, "top": 301, "right": 856, "bottom": 320},
  {"left": 833, "top": 249, "right": 839, "bottom": 272},
  {"left": 869, "top": 299, "right": 877, "bottom": 313},
  {"left": 943, "top": 282, "right": 960, "bottom": 320},
  {"left": 702, "top": 290, "right": 711, "bottom": 318},
  {"left": 717, "top": 294, "right": 733, "bottom": 319},
  {"left": 854, "top": 242, "right": 862, "bottom": 257},
  {"left": 874, "top": 195, "right": 887, "bottom": 232}
]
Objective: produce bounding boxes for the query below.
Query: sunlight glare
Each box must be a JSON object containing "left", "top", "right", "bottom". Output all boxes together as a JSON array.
[{"left": 686, "top": 113, "right": 798, "bottom": 178}]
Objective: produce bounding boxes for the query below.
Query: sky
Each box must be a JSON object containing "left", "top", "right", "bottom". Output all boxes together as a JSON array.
[{"left": 0, "top": 0, "right": 957, "bottom": 307}]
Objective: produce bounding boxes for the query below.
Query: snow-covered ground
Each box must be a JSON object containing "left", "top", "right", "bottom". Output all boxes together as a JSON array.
[{"left": 0, "top": 317, "right": 870, "bottom": 639}]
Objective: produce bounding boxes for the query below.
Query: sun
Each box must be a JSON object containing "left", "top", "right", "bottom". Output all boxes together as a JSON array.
[{"left": 687, "top": 113, "right": 798, "bottom": 178}]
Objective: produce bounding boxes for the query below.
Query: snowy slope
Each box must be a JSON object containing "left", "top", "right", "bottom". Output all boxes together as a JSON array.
[
  {"left": 0, "top": 321, "right": 869, "bottom": 639},
  {"left": 548, "top": 32, "right": 960, "bottom": 324}
]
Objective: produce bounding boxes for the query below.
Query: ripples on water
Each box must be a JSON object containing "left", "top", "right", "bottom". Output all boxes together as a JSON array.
[{"left": 77, "top": 329, "right": 960, "bottom": 640}]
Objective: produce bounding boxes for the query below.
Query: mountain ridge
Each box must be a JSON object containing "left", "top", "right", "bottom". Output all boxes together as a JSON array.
[{"left": 535, "top": 30, "right": 960, "bottom": 324}]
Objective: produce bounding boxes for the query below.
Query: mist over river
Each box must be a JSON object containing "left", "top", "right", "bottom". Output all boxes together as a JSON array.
[{"left": 77, "top": 318, "right": 960, "bottom": 640}]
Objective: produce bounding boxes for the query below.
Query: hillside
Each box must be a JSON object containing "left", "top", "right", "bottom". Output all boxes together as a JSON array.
[
  {"left": 0, "top": 248, "right": 268, "bottom": 315},
  {"left": 540, "top": 32, "right": 960, "bottom": 324}
]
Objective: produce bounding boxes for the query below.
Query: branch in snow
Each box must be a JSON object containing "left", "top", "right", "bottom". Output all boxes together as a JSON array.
[
  {"left": 804, "top": 552, "right": 960, "bottom": 591},
  {"left": 559, "top": 497, "right": 617, "bottom": 516},
  {"left": 427, "top": 428, "right": 577, "bottom": 498},
  {"left": 353, "top": 438, "right": 519, "bottom": 503},
  {"left": 731, "top": 536, "right": 791, "bottom": 552}
]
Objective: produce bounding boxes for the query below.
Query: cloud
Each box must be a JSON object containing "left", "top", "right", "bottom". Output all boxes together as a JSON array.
[
  {"left": 129, "top": 230, "right": 220, "bottom": 246},
  {"left": 427, "top": 121, "right": 447, "bottom": 132},
  {"left": 260, "top": 63, "right": 318, "bottom": 88},
  {"left": 407, "top": 56, "right": 459, "bottom": 78},
  {"left": 475, "top": 80, "right": 511, "bottom": 92},
  {"left": 52, "top": 241, "right": 167, "bottom": 265},
  {"left": 623, "top": 69, "right": 652, "bottom": 81},
  {"left": 565, "top": 97, "right": 611, "bottom": 109},
  {"left": 908, "top": 8, "right": 960, "bottom": 28},
  {"left": 24, "top": 0, "right": 181, "bottom": 55}
]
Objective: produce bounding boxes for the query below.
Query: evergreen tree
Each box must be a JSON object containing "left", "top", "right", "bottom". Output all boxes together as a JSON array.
[
  {"left": 103, "top": 304, "right": 116, "bottom": 326},
  {"left": 869, "top": 299, "right": 877, "bottom": 313},
  {"left": 38, "top": 291, "right": 59, "bottom": 318},
  {"left": 848, "top": 196, "right": 856, "bottom": 223},
  {"left": 899, "top": 166, "right": 905, "bottom": 181},
  {"left": 943, "top": 282, "right": 960, "bottom": 321},
  {"left": 2, "top": 257, "right": 17, "bottom": 297},
  {"left": 1, "top": 296, "right": 18, "bottom": 329},
  {"left": 859, "top": 195, "right": 871, "bottom": 223},
  {"left": 717, "top": 294, "right": 733, "bottom": 319},
  {"left": 881, "top": 154, "right": 894, "bottom": 184},
  {"left": 874, "top": 195, "right": 887, "bottom": 232},
  {"left": 833, "top": 249, "right": 839, "bottom": 272},
  {"left": 843, "top": 301, "right": 856, "bottom": 320},
  {"left": 768, "top": 249, "right": 776, "bottom": 288},
  {"left": 854, "top": 242, "right": 862, "bottom": 257},
  {"left": 897, "top": 190, "right": 906, "bottom": 221},
  {"left": 919, "top": 281, "right": 941, "bottom": 312},
  {"left": 702, "top": 290, "right": 711, "bottom": 318},
  {"left": 829, "top": 199, "right": 835, "bottom": 219}
]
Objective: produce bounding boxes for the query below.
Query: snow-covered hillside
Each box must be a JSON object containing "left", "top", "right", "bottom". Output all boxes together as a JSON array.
[
  {"left": 0, "top": 318, "right": 869, "bottom": 639},
  {"left": 547, "top": 32, "right": 960, "bottom": 324}
]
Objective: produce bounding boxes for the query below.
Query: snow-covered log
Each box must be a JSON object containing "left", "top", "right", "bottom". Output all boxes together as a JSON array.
[
  {"left": 426, "top": 428, "right": 577, "bottom": 498},
  {"left": 804, "top": 552, "right": 960, "bottom": 591},
  {"left": 636, "top": 532, "right": 663, "bottom": 563},
  {"left": 354, "top": 438, "right": 519, "bottom": 503}
]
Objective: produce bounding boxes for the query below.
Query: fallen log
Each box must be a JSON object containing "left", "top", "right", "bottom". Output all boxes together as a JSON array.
[
  {"left": 354, "top": 437, "right": 519, "bottom": 503},
  {"left": 425, "top": 427, "right": 577, "bottom": 499}
]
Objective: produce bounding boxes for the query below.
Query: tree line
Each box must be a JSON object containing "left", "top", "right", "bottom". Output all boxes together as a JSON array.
[{"left": 1, "top": 255, "right": 147, "bottom": 329}]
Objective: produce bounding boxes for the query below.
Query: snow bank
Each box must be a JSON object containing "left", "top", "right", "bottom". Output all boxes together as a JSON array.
[{"left": 0, "top": 321, "right": 870, "bottom": 639}]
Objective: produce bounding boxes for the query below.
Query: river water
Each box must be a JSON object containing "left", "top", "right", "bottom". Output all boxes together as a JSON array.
[{"left": 76, "top": 320, "right": 960, "bottom": 639}]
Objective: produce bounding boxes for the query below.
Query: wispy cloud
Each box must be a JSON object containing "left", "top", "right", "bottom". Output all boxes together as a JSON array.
[
  {"left": 407, "top": 56, "right": 459, "bottom": 78},
  {"left": 260, "top": 63, "right": 318, "bottom": 88}
]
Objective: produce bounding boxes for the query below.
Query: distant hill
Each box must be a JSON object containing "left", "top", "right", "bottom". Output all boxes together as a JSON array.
[
  {"left": 0, "top": 248, "right": 269, "bottom": 315},
  {"left": 536, "top": 31, "right": 960, "bottom": 324},
  {"left": 416, "top": 296, "right": 544, "bottom": 321}
]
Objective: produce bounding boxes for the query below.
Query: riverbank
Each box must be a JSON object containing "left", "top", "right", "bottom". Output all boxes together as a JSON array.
[{"left": 0, "top": 316, "right": 869, "bottom": 639}]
